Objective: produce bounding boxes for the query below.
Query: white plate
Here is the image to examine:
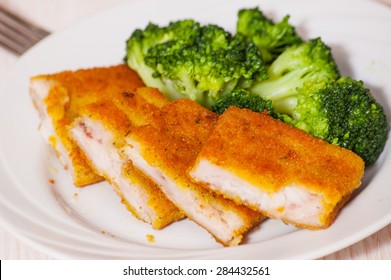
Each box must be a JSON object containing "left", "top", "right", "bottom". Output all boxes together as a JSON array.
[{"left": 0, "top": 0, "right": 391, "bottom": 259}]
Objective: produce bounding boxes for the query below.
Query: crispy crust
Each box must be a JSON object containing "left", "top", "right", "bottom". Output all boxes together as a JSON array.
[
  {"left": 130, "top": 99, "right": 264, "bottom": 246},
  {"left": 73, "top": 89, "right": 184, "bottom": 228},
  {"left": 190, "top": 107, "right": 365, "bottom": 229},
  {"left": 30, "top": 64, "right": 145, "bottom": 186}
]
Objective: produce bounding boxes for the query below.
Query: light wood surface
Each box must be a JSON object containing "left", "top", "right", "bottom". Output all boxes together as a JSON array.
[{"left": 0, "top": 0, "right": 390, "bottom": 260}]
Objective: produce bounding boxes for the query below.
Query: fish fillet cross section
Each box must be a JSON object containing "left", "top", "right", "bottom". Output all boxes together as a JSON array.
[
  {"left": 123, "top": 99, "right": 264, "bottom": 246},
  {"left": 188, "top": 107, "right": 365, "bottom": 229},
  {"left": 70, "top": 88, "right": 184, "bottom": 229},
  {"left": 29, "top": 64, "right": 145, "bottom": 186}
]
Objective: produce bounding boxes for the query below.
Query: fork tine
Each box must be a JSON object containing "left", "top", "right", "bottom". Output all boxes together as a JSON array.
[
  {"left": 0, "top": 5, "right": 49, "bottom": 55},
  {"left": 0, "top": 28, "right": 30, "bottom": 55},
  {"left": 0, "top": 6, "right": 49, "bottom": 39}
]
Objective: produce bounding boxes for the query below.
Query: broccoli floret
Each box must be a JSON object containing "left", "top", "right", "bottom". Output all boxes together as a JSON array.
[
  {"left": 125, "top": 20, "right": 202, "bottom": 91},
  {"left": 249, "top": 38, "right": 340, "bottom": 115},
  {"left": 236, "top": 7, "right": 302, "bottom": 64},
  {"left": 293, "top": 77, "right": 387, "bottom": 165},
  {"left": 125, "top": 20, "right": 268, "bottom": 109},
  {"left": 211, "top": 89, "right": 277, "bottom": 117}
]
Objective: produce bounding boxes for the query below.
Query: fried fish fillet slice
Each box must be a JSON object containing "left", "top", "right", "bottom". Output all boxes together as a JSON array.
[
  {"left": 29, "top": 64, "right": 144, "bottom": 186},
  {"left": 123, "top": 99, "right": 264, "bottom": 246},
  {"left": 71, "top": 90, "right": 184, "bottom": 228},
  {"left": 188, "top": 107, "right": 365, "bottom": 230}
]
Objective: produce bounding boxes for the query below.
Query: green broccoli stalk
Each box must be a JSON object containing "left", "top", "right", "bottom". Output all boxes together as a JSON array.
[
  {"left": 249, "top": 38, "right": 340, "bottom": 115},
  {"left": 125, "top": 20, "right": 268, "bottom": 109},
  {"left": 236, "top": 7, "right": 302, "bottom": 64}
]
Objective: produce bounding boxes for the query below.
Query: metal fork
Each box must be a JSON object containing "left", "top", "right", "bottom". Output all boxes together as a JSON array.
[{"left": 0, "top": 5, "right": 49, "bottom": 56}]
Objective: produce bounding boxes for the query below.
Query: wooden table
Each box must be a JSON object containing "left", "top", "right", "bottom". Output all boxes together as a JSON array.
[{"left": 0, "top": 0, "right": 390, "bottom": 260}]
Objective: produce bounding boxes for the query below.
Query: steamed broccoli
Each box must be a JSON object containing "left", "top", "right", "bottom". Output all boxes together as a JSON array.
[
  {"left": 236, "top": 7, "right": 302, "bottom": 64},
  {"left": 125, "top": 20, "right": 202, "bottom": 91},
  {"left": 293, "top": 77, "right": 388, "bottom": 165},
  {"left": 211, "top": 89, "right": 277, "bottom": 117},
  {"left": 249, "top": 38, "right": 340, "bottom": 115},
  {"left": 125, "top": 20, "right": 268, "bottom": 109}
]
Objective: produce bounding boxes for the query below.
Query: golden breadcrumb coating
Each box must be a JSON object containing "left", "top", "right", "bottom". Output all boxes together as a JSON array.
[
  {"left": 30, "top": 64, "right": 145, "bottom": 186},
  {"left": 190, "top": 107, "right": 365, "bottom": 229},
  {"left": 129, "top": 99, "right": 265, "bottom": 245},
  {"left": 73, "top": 88, "right": 184, "bottom": 228}
]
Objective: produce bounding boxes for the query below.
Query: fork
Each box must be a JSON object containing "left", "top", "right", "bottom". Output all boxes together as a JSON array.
[{"left": 0, "top": 5, "right": 49, "bottom": 56}]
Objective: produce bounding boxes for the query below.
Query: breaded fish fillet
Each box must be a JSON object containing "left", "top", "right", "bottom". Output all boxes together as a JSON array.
[
  {"left": 123, "top": 99, "right": 264, "bottom": 246},
  {"left": 188, "top": 107, "right": 365, "bottom": 229},
  {"left": 29, "top": 64, "right": 144, "bottom": 186},
  {"left": 71, "top": 88, "right": 184, "bottom": 229}
]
